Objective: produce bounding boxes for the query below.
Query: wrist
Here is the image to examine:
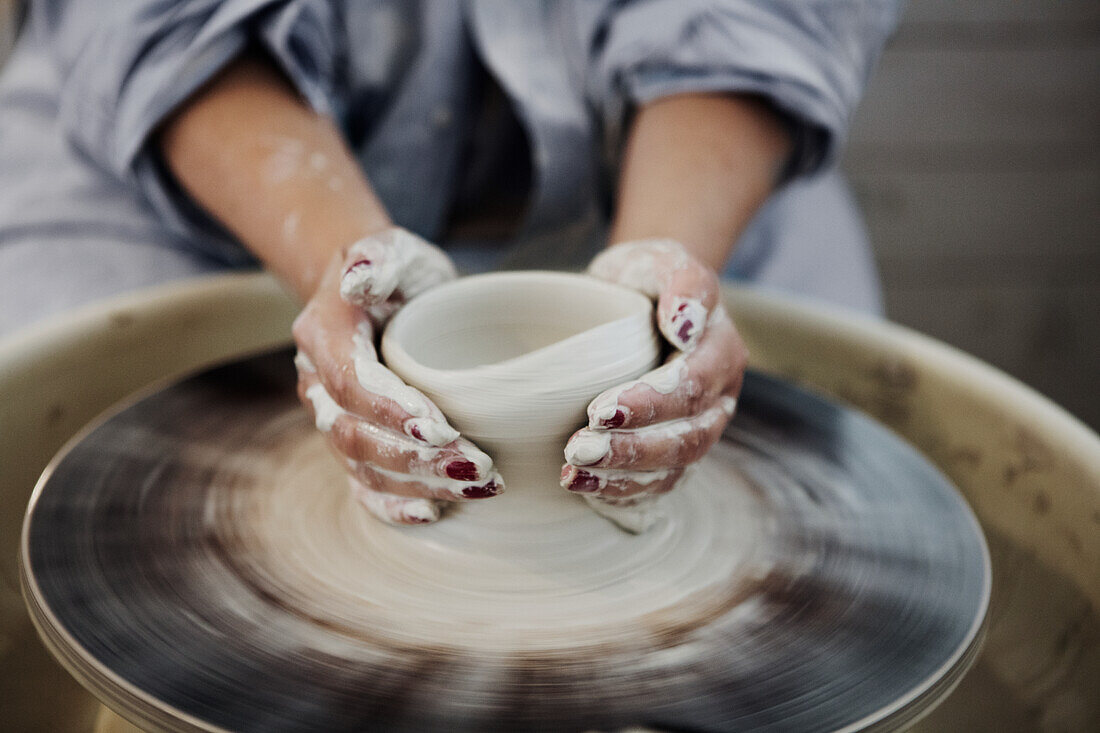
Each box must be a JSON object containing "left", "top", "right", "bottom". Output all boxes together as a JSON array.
[
  {"left": 609, "top": 93, "right": 790, "bottom": 271},
  {"left": 294, "top": 216, "right": 395, "bottom": 303}
]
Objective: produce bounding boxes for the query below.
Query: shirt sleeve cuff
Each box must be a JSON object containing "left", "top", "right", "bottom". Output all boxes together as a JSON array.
[{"left": 60, "top": 1, "right": 341, "bottom": 258}]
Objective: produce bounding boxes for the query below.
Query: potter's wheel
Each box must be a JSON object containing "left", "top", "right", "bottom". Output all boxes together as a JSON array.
[{"left": 21, "top": 350, "right": 990, "bottom": 732}]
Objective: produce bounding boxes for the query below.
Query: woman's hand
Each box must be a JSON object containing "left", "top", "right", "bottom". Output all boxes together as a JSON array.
[
  {"left": 560, "top": 240, "right": 747, "bottom": 529},
  {"left": 561, "top": 94, "right": 784, "bottom": 532},
  {"left": 293, "top": 228, "right": 503, "bottom": 525},
  {"left": 159, "top": 57, "right": 504, "bottom": 525}
]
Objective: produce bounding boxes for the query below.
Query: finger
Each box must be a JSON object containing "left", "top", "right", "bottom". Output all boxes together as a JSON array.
[
  {"left": 587, "top": 238, "right": 687, "bottom": 298},
  {"left": 588, "top": 239, "right": 719, "bottom": 351},
  {"left": 586, "top": 308, "right": 746, "bottom": 430},
  {"left": 298, "top": 373, "right": 493, "bottom": 481},
  {"left": 293, "top": 301, "right": 461, "bottom": 446},
  {"left": 306, "top": 382, "right": 503, "bottom": 503},
  {"left": 338, "top": 230, "right": 405, "bottom": 307},
  {"left": 349, "top": 476, "right": 443, "bottom": 525},
  {"left": 350, "top": 461, "right": 505, "bottom": 502},
  {"left": 339, "top": 228, "right": 456, "bottom": 309},
  {"left": 560, "top": 464, "right": 684, "bottom": 499},
  {"left": 656, "top": 264, "right": 718, "bottom": 352},
  {"left": 565, "top": 397, "right": 737, "bottom": 470}
]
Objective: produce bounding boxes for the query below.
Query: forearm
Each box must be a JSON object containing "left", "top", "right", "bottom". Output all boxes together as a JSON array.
[
  {"left": 159, "top": 53, "right": 391, "bottom": 301},
  {"left": 608, "top": 94, "right": 791, "bottom": 271}
]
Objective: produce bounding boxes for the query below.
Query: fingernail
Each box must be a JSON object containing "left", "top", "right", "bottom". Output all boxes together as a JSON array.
[
  {"left": 340, "top": 259, "right": 377, "bottom": 305},
  {"left": 462, "top": 480, "right": 501, "bottom": 499},
  {"left": 590, "top": 398, "right": 628, "bottom": 430},
  {"left": 667, "top": 297, "right": 706, "bottom": 350},
  {"left": 406, "top": 418, "right": 460, "bottom": 447},
  {"left": 566, "top": 470, "right": 602, "bottom": 494},
  {"left": 401, "top": 499, "right": 440, "bottom": 524},
  {"left": 446, "top": 459, "right": 480, "bottom": 481},
  {"left": 600, "top": 409, "right": 626, "bottom": 429},
  {"left": 676, "top": 319, "right": 694, "bottom": 344},
  {"left": 564, "top": 430, "right": 611, "bottom": 466},
  {"left": 344, "top": 258, "right": 372, "bottom": 277}
]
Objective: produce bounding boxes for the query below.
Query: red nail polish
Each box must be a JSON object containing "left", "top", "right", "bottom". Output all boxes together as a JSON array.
[
  {"left": 601, "top": 409, "right": 626, "bottom": 429},
  {"left": 462, "top": 481, "right": 500, "bottom": 499},
  {"left": 409, "top": 425, "right": 425, "bottom": 441},
  {"left": 344, "top": 259, "right": 372, "bottom": 277},
  {"left": 676, "top": 302, "right": 689, "bottom": 313},
  {"left": 568, "top": 471, "right": 601, "bottom": 493},
  {"left": 676, "top": 319, "right": 694, "bottom": 344},
  {"left": 446, "top": 460, "right": 479, "bottom": 481}
]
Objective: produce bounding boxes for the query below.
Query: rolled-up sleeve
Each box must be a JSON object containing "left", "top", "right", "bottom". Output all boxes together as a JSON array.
[
  {"left": 49, "top": 0, "right": 342, "bottom": 253},
  {"left": 585, "top": 0, "right": 904, "bottom": 179}
]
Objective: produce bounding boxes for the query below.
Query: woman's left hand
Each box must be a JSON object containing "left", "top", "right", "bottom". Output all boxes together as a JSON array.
[{"left": 560, "top": 240, "right": 748, "bottom": 524}]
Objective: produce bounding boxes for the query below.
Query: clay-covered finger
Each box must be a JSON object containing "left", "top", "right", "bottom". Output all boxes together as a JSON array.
[
  {"left": 655, "top": 263, "right": 719, "bottom": 351},
  {"left": 339, "top": 228, "right": 456, "bottom": 309},
  {"left": 348, "top": 476, "right": 443, "bottom": 525},
  {"left": 565, "top": 397, "right": 737, "bottom": 471},
  {"left": 298, "top": 373, "right": 493, "bottom": 481},
  {"left": 338, "top": 230, "right": 404, "bottom": 307},
  {"left": 588, "top": 239, "right": 686, "bottom": 298},
  {"left": 588, "top": 239, "right": 719, "bottom": 351},
  {"left": 586, "top": 308, "right": 746, "bottom": 430},
  {"left": 559, "top": 464, "right": 684, "bottom": 500},
  {"left": 293, "top": 301, "right": 461, "bottom": 446},
  {"left": 351, "top": 461, "right": 505, "bottom": 502}
]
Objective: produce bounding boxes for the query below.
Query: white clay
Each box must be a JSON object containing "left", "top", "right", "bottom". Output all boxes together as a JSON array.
[
  {"left": 583, "top": 464, "right": 697, "bottom": 533},
  {"left": 584, "top": 494, "right": 666, "bottom": 534},
  {"left": 339, "top": 235, "right": 403, "bottom": 305},
  {"left": 613, "top": 398, "right": 737, "bottom": 445},
  {"left": 294, "top": 351, "right": 316, "bottom": 374},
  {"left": 382, "top": 271, "right": 662, "bottom": 531},
  {"left": 340, "top": 228, "right": 457, "bottom": 307},
  {"left": 667, "top": 296, "right": 708, "bottom": 350},
  {"left": 368, "top": 463, "right": 504, "bottom": 497},
  {"left": 349, "top": 477, "right": 440, "bottom": 525},
  {"left": 587, "top": 239, "right": 690, "bottom": 298},
  {"left": 597, "top": 249, "right": 662, "bottom": 296},
  {"left": 571, "top": 466, "right": 673, "bottom": 489},
  {"left": 351, "top": 327, "right": 459, "bottom": 447},
  {"left": 455, "top": 444, "right": 495, "bottom": 478},
  {"left": 588, "top": 356, "right": 688, "bottom": 426},
  {"left": 246, "top": 436, "right": 766, "bottom": 651},
  {"left": 564, "top": 430, "right": 611, "bottom": 466},
  {"left": 305, "top": 383, "right": 344, "bottom": 432},
  {"left": 259, "top": 134, "right": 306, "bottom": 184}
]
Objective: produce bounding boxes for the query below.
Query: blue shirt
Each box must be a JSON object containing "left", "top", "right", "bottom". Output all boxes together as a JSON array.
[{"left": 0, "top": 0, "right": 903, "bottom": 314}]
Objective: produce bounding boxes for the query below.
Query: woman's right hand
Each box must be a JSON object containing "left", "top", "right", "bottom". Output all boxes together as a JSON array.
[{"left": 292, "top": 228, "right": 503, "bottom": 525}]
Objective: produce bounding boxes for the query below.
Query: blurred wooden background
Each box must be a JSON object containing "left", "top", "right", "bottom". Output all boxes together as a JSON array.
[{"left": 846, "top": 0, "right": 1099, "bottom": 429}]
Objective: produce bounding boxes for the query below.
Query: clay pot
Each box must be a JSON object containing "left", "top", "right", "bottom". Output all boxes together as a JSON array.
[{"left": 381, "top": 271, "right": 659, "bottom": 489}]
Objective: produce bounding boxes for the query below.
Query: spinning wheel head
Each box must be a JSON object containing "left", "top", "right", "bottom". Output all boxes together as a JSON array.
[{"left": 21, "top": 350, "right": 989, "bottom": 732}]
